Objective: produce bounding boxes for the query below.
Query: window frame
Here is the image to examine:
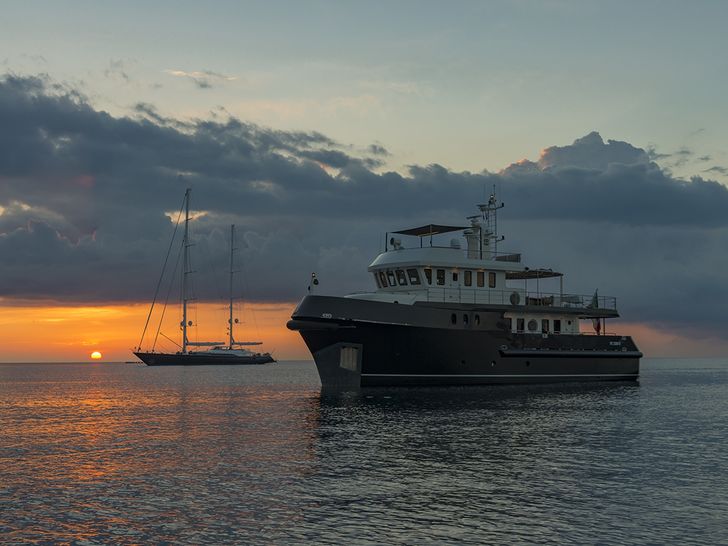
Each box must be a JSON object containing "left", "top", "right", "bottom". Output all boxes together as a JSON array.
[
  {"left": 488, "top": 271, "right": 496, "bottom": 288},
  {"left": 395, "top": 269, "right": 408, "bottom": 286},
  {"left": 436, "top": 269, "right": 446, "bottom": 286},
  {"left": 406, "top": 268, "right": 421, "bottom": 285},
  {"left": 464, "top": 270, "right": 472, "bottom": 287},
  {"left": 477, "top": 271, "right": 485, "bottom": 287}
]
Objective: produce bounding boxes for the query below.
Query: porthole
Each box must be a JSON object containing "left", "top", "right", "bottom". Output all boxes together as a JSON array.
[{"left": 527, "top": 319, "right": 538, "bottom": 332}]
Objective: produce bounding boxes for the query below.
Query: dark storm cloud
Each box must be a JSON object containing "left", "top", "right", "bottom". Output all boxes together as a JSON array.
[{"left": 1, "top": 74, "right": 728, "bottom": 338}]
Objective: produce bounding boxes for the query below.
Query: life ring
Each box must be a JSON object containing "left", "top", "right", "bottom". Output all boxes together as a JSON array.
[{"left": 509, "top": 292, "right": 521, "bottom": 305}]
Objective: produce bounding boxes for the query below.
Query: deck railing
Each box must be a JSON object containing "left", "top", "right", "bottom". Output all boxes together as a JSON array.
[{"left": 424, "top": 287, "right": 617, "bottom": 310}]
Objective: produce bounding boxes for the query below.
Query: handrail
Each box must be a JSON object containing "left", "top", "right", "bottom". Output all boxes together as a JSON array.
[
  {"left": 387, "top": 245, "right": 522, "bottom": 262},
  {"left": 423, "top": 287, "right": 617, "bottom": 310}
]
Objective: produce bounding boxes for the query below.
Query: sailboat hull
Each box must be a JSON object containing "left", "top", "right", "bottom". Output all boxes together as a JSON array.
[{"left": 133, "top": 352, "right": 275, "bottom": 366}]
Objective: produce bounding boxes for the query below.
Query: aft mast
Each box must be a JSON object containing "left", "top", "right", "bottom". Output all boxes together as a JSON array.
[{"left": 228, "top": 224, "right": 236, "bottom": 349}]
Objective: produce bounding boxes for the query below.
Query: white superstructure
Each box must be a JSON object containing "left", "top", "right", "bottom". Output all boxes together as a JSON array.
[{"left": 347, "top": 193, "right": 615, "bottom": 336}]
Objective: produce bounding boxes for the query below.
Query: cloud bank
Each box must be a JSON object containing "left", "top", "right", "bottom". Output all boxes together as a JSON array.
[{"left": 1, "top": 74, "right": 728, "bottom": 339}]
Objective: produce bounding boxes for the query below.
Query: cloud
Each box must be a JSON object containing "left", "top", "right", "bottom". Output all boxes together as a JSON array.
[
  {"left": 164, "top": 69, "right": 237, "bottom": 89},
  {"left": 2, "top": 74, "right": 728, "bottom": 342},
  {"left": 368, "top": 143, "right": 390, "bottom": 156},
  {"left": 104, "top": 59, "right": 130, "bottom": 83},
  {"left": 703, "top": 165, "right": 728, "bottom": 176}
]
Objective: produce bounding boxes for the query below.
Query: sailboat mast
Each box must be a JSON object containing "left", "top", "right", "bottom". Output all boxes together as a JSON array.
[
  {"left": 181, "top": 188, "right": 191, "bottom": 354},
  {"left": 228, "top": 224, "right": 235, "bottom": 349}
]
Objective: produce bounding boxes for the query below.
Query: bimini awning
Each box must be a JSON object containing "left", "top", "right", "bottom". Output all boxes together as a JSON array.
[
  {"left": 506, "top": 268, "right": 563, "bottom": 280},
  {"left": 392, "top": 224, "right": 468, "bottom": 237}
]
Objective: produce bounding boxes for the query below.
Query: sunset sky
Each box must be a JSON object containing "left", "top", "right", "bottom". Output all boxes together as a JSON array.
[{"left": 2, "top": 1, "right": 728, "bottom": 361}]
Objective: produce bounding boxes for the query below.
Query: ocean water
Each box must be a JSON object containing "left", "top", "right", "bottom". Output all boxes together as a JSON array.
[{"left": 1, "top": 359, "right": 727, "bottom": 545}]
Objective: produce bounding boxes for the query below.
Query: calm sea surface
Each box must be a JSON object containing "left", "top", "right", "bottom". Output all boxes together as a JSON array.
[{"left": 1, "top": 359, "right": 727, "bottom": 545}]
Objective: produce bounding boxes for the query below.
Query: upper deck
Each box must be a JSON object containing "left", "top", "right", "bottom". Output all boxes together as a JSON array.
[{"left": 353, "top": 195, "right": 618, "bottom": 321}]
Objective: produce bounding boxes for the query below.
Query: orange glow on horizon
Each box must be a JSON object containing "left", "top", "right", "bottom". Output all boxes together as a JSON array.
[
  {"left": 1, "top": 302, "right": 725, "bottom": 363},
  {"left": 0, "top": 301, "right": 310, "bottom": 362}
]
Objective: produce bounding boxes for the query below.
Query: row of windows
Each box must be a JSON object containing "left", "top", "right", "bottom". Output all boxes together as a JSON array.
[
  {"left": 447, "top": 314, "right": 571, "bottom": 333},
  {"left": 375, "top": 268, "right": 497, "bottom": 288},
  {"left": 451, "top": 313, "right": 482, "bottom": 326},
  {"left": 515, "top": 318, "right": 565, "bottom": 333},
  {"left": 376, "top": 268, "right": 422, "bottom": 288}
]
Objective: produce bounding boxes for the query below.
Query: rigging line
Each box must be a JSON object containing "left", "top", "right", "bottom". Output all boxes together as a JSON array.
[
  {"left": 152, "top": 236, "right": 183, "bottom": 352},
  {"left": 137, "top": 193, "right": 187, "bottom": 350},
  {"left": 159, "top": 331, "right": 182, "bottom": 350}
]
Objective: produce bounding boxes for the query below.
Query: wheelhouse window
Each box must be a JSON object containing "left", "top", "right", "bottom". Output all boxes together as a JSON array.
[
  {"left": 463, "top": 314, "right": 469, "bottom": 325},
  {"left": 374, "top": 273, "right": 381, "bottom": 288},
  {"left": 424, "top": 268, "right": 433, "bottom": 285},
  {"left": 517, "top": 318, "right": 525, "bottom": 332},
  {"left": 378, "top": 271, "right": 388, "bottom": 287},
  {"left": 395, "top": 269, "right": 408, "bottom": 286},
  {"left": 542, "top": 319, "right": 550, "bottom": 333},
  {"left": 488, "top": 271, "right": 496, "bottom": 288},
  {"left": 475, "top": 314, "right": 481, "bottom": 326},
  {"left": 477, "top": 271, "right": 485, "bottom": 287},
  {"left": 506, "top": 318, "right": 513, "bottom": 331},
  {"left": 554, "top": 319, "right": 561, "bottom": 333},
  {"left": 387, "top": 270, "right": 396, "bottom": 287},
  {"left": 464, "top": 270, "right": 472, "bottom": 286},
  {"left": 436, "top": 269, "right": 445, "bottom": 285},
  {"left": 407, "top": 268, "right": 421, "bottom": 285},
  {"left": 452, "top": 271, "right": 459, "bottom": 282},
  {"left": 451, "top": 313, "right": 457, "bottom": 324}
]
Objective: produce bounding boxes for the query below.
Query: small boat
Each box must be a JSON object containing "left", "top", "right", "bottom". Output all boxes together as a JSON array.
[
  {"left": 134, "top": 189, "right": 275, "bottom": 366},
  {"left": 288, "top": 192, "right": 640, "bottom": 387}
]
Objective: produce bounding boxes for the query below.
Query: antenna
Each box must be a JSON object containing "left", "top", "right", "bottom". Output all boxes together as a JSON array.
[{"left": 473, "top": 185, "right": 505, "bottom": 258}]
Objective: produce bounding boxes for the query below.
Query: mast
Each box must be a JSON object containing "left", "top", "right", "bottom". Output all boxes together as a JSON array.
[
  {"left": 181, "top": 188, "right": 191, "bottom": 354},
  {"left": 475, "top": 186, "right": 504, "bottom": 259},
  {"left": 228, "top": 224, "right": 235, "bottom": 349}
]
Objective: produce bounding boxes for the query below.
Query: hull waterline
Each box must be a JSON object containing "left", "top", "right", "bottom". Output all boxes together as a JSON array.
[
  {"left": 133, "top": 351, "right": 275, "bottom": 366},
  {"left": 288, "top": 295, "right": 640, "bottom": 389}
]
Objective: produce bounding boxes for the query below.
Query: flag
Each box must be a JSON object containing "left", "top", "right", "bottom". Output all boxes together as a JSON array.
[
  {"left": 592, "top": 318, "right": 601, "bottom": 334},
  {"left": 589, "top": 289, "right": 599, "bottom": 308}
]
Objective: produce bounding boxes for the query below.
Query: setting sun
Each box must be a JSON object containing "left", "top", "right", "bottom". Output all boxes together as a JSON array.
[{"left": 90, "top": 351, "right": 102, "bottom": 360}]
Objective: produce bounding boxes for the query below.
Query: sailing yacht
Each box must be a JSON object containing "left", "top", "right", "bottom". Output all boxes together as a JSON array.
[{"left": 134, "top": 189, "right": 275, "bottom": 366}]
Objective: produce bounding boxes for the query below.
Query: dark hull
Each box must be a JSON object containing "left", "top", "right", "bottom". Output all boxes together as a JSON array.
[
  {"left": 288, "top": 295, "right": 641, "bottom": 388},
  {"left": 134, "top": 352, "right": 275, "bottom": 366}
]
